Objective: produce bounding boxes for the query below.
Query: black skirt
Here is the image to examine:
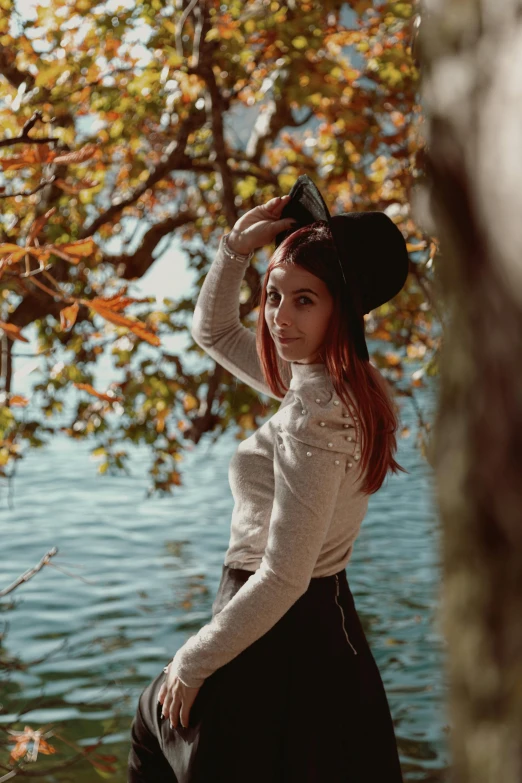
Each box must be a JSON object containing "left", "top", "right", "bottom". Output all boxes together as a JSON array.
[{"left": 127, "top": 564, "right": 404, "bottom": 782}]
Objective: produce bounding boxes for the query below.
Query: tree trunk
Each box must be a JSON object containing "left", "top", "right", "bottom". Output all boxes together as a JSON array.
[{"left": 418, "top": 2, "right": 522, "bottom": 781}]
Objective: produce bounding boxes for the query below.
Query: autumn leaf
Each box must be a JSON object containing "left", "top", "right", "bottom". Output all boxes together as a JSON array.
[
  {"left": 60, "top": 301, "right": 79, "bottom": 331},
  {"left": 0, "top": 144, "right": 53, "bottom": 171},
  {"left": 0, "top": 321, "right": 29, "bottom": 342},
  {"left": 127, "top": 320, "right": 161, "bottom": 346},
  {"left": 183, "top": 393, "right": 198, "bottom": 413},
  {"left": 8, "top": 726, "right": 56, "bottom": 763},
  {"left": 155, "top": 407, "right": 170, "bottom": 433},
  {"left": 91, "top": 288, "right": 149, "bottom": 312},
  {"left": 385, "top": 351, "right": 402, "bottom": 366},
  {"left": 9, "top": 395, "right": 29, "bottom": 407},
  {"left": 371, "top": 327, "right": 392, "bottom": 341},
  {"left": 88, "top": 301, "right": 160, "bottom": 346},
  {"left": 48, "top": 237, "right": 97, "bottom": 264},
  {"left": 26, "top": 207, "right": 56, "bottom": 246},
  {"left": 0, "top": 243, "right": 28, "bottom": 264},
  {"left": 74, "top": 382, "right": 123, "bottom": 402},
  {"left": 54, "top": 177, "right": 98, "bottom": 194}
]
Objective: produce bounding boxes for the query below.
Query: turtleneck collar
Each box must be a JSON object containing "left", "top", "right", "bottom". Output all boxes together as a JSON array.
[{"left": 289, "top": 361, "right": 331, "bottom": 389}]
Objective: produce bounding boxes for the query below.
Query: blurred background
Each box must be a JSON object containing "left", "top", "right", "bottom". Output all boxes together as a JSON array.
[{"left": 0, "top": 0, "right": 447, "bottom": 779}]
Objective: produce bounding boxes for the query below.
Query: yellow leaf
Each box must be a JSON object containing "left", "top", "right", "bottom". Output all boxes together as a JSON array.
[
  {"left": 49, "top": 237, "right": 97, "bottom": 264},
  {"left": 291, "top": 36, "right": 308, "bottom": 49},
  {"left": 183, "top": 393, "right": 198, "bottom": 413},
  {"left": 35, "top": 62, "right": 67, "bottom": 88}
]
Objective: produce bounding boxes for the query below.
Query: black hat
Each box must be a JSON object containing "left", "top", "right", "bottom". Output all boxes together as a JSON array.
[{"left": 274, "top": 174, "right": 410, "bottom": 361}]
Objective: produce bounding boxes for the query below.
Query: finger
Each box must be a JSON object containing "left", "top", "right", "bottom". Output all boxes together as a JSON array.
[
  {"left": 158, "top": 682, "right": 166, "bottom": 705},
  {"left": 275, "top": 218, "right": 298, "bottom": 233},
  {"left": 162, "top": 687, "right": 173, "bottom": 720},
  {"left": 264, "top": 195, "right": 290, "bottom": 214},
  {"left": 180, "top": 705, "right": 190, "bottom": 729},
  {"left": 169, "top": 695, "right": 182, "bottom": 729}
]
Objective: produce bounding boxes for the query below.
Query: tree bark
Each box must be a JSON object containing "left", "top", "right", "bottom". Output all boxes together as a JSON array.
[{"left": 419, "top": 2, "right": 522, "bottom": 781}]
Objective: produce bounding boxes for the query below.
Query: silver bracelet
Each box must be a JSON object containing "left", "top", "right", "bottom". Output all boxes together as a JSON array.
[{"left": 222, "top": 232, "right": 253, "bottom": 262}]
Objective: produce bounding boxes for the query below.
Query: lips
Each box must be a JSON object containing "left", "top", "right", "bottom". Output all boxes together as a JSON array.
[{"left": 275, "top": 335, "right": 299, "bottom": 343}]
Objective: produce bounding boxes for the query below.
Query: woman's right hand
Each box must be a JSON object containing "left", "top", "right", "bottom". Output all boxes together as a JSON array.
[{"left": 227, "top": 195, "right": 297, "bottom": 255}]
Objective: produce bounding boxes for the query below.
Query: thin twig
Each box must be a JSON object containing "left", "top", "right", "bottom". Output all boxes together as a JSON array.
[
  {"left": 0, "top": 547, "right": 58, "bottom": 597},
  {"left": 0, "top": 111, "right": 60, "bottom": 149},
  {"left": 0, "top": 176, "right": 56, "bottom": 199}
]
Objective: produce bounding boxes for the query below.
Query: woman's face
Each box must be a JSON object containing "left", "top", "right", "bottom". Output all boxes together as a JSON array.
[{"left": 264, "top": 264, "right": 334, "bottom": 364}]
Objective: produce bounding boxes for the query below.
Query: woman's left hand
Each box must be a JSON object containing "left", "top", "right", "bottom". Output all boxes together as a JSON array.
[{"left": 158, "top": 661, "right": 202, "bottom": 730}]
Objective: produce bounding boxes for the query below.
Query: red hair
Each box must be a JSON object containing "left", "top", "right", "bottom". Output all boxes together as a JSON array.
[{"left": 255, "top": 221, "right": 407, "bottom": 495}]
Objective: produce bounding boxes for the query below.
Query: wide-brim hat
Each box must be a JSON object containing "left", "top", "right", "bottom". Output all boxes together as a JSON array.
[{"left": 274, "top": 174, "right": 410, "bottom": 361}]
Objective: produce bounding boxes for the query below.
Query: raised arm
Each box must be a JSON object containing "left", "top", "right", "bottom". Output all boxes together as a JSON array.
[{"left": 191, "top": 235, "right": 291, "bottom": 400}]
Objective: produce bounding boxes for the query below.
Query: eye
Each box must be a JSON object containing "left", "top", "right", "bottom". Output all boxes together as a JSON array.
[{"left": 267, "top": 292, "right": 313, "bottom": 306}]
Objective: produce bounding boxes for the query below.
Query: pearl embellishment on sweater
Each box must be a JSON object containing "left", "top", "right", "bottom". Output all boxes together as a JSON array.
[
  {"left": 315, "top": 398, "right": 321, "bottom": 403},
  {"left": 333, "top": 400, "right": 339, "bottom": 406},
  {"left": 319, "top": 421, "right": 325, "bottom": 426},
  {"left": 334, "top": 460, "right": 340, "bottom": 465},
  {"left": 343, "top": 413, "right": 350, "bottom": 418},
  {"left": 347, "top": 436, "right": 352, "bottom": 442},
  {"left": 348, "top": 462, "right": 353, "bottom": 468},
  {"left": 301, "top": 409, "right": 306, "bottom": 414},
  {"left": 343, "top": 424, "right": 349, "bottom": 428},
  {"left": 306, "top": 451, "right": 312, "bottom": 457},
  {"left": 327, "top": 442, "right": 333, "bottom": 448}
]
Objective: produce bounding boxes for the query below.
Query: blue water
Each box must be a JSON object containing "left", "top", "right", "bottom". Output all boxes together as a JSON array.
[{"left": 0, "top": 382, "right": 448, "bottom": 781}]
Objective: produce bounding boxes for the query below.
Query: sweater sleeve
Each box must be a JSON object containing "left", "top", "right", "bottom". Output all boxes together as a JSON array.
[
  {"left": 169, "top": 391, "right": 358, "bottom": 688},
  {"left": 191, "top": 235, "right": 291, "bottom": 401}
]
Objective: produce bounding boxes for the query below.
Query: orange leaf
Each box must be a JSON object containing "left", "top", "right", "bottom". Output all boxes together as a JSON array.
[
  {"left": 91, "top": 288, "right": 147, "bottom": 312},
  {"left": 0, "top": 245, "right": 27, "bottom": 264},
  {"left": 0, "top": 145, "right": 54, "bottom": 171},
  {"left": 60, "top": 301, "right": 79, "bottom": 331},
  {"left": 371, "top": 327, "right": 391, "bottom": 341},
  {"left": 54, "top": 177, "right": 98, "bottom": 194},
  {"left": 74, "top": 382, "right": 123, "bottom": 402},
  {"left": 48, "top": 237, "right": 97, "bottom": 264},
  {"left": 128, "top": 321, "right": 161, "bottom": 347},
  {"left": 89, "top": 303, "right": 160, "bottom": 346},
  {"left": 183, "top": 393, "right": 198, "bottom": 413},
  {"left": 9, "top": 395, "right": 29, "bottom": 407},
  {"left": 27, "top": 208, "right": 56, "bottom": 247},
  {"left": 0, "top": 321, "right": 29, "bottom": 342},
  {"left": 385, "top": 351, "right": 402, "bottom": 367},
  {"left": 0, "top": 243, "right": 26, "bottom": 256},
  {"left": 8, "top": 726, "right": 56, "bottom": 763}
]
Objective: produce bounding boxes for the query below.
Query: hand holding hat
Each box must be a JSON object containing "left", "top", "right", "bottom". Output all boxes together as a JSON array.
[{"left": 227, "top": 195, "right": 297, "bottom": 255}]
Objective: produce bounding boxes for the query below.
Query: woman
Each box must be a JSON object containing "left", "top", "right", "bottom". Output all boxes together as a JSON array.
[{"left": 127, "top": 175, "right": 409, "bottom": 782}]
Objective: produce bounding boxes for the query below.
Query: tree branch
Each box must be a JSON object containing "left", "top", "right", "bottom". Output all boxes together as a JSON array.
[
  {"left": 0, "top": 547, "right": 58, "bottom": 598},
  {"left": 79, "top": 108, "right": 206, "bottom": 239}
]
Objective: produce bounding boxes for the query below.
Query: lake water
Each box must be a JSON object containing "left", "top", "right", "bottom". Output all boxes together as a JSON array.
[{"left": 0, "top": 380, "right": 449, "bottom": 781}]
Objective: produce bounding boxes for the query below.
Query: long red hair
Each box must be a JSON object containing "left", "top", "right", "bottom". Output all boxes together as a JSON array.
[{"left": 255, "top": 221, "right": 407, "bottom": 495}]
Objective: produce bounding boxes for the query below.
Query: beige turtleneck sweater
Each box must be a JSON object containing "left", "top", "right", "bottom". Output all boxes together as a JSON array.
[{"left": 171, "top": 236, "right": 369, "bottom": 688}]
